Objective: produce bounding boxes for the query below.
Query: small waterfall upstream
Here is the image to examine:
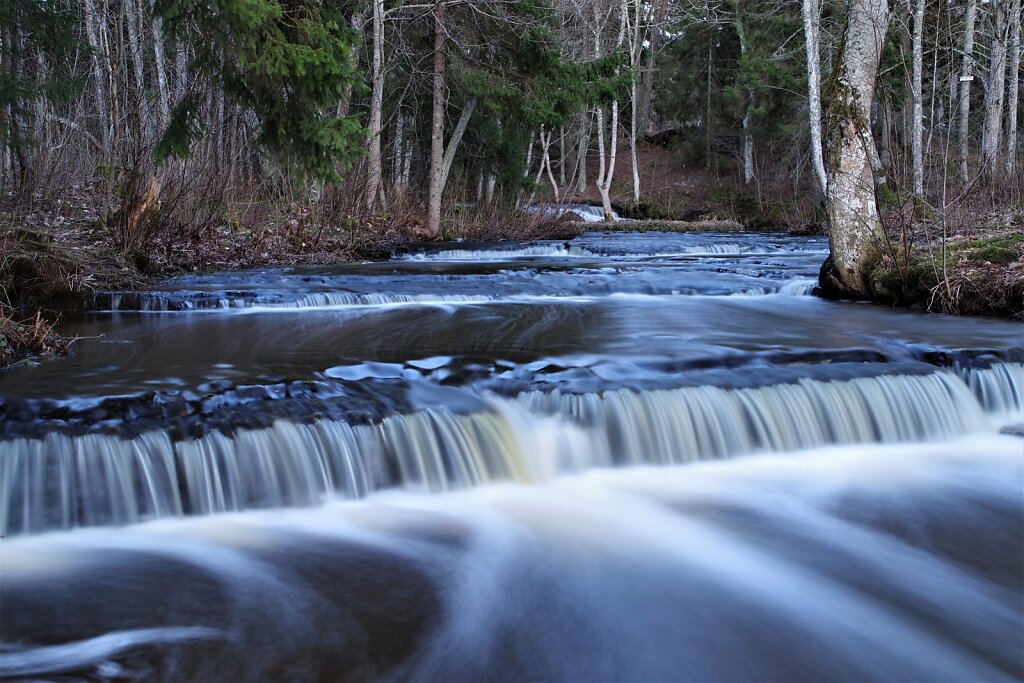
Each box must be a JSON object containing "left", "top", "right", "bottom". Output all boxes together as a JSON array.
[{"left": 3, "top": 364, "right": 1018, "bottom": 536}]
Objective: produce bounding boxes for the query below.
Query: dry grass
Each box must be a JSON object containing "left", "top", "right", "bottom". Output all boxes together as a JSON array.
[{"left": 0, "top": 304, "right": 67, "bottom": 367}]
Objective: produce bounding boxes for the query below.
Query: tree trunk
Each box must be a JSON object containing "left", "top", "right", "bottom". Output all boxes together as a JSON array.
[
  {"left": 627, "top": 0, "right": 643, "bottom": 202},
  {"left": 981, "top": 0, "right": 1009, "bottom": 178},
  {"left": 736, "top": 9, "right": 755, "bottom": 185},
  {"left": 151, "top": 10, "right": 171, "bottom": 127},
  {"left": 124, "top": 0, "right": 146, "bottom": 130},
  {"left": 541, "top": 127, "right": 560, "bottom": 201},
  {"left": 426, "top": 1, "right": 447, "bottom": 237},
  {"left": 910, "top": 0, "right": 925, "bottom": 198},
  {"left": 575, "top": 112, "right": 590, "bottom": 194},
  {"left": 175, "top": 43, "right": 188, "bottom": 102},
  {"left": 595, "top": 0, "right": 628, "bottom": 221},
  {"left": 1004, "top": 0, "right": 1021, "bottom": 175},
  {"left": 392, "top": 108, "right": 406, "bottom": 193},
  {"left": 82, "top": 0, "right": 110, "bottom": 147},
  {"left": 802, "top": 0, "right": 828, "bottom": 196},
  {"left": 559, "top": 125, "right": 566, "bottom": 187},
  {"left": 365, "top": 0, "right": 385, "bottom": 212},
  {"left": 439, "top": 97, "right": 477, "bottom": 190},
  {"left": 640, "top": 0, "right": 670, "bottom": 135},
  {"left": 337, "top": 13, "right": 367, "bottom": 118},
  {"left": 820, "top": 0, "right": 891, "bottom": 298},
  {"left": 957, "top": 0, "right": 977, "bottom": 181},
  {"left": 705, "top": 37, "right": 713, "bottom": 168}
]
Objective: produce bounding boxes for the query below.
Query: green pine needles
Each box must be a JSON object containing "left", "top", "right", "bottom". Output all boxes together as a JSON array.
[{"left": 154, "top": 0, "right": 365, "bottom": 180}]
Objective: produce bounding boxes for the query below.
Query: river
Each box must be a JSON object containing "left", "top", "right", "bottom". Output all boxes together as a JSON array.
[{"left": 1, "top": 230, "right": 1021, "bottom": 681}]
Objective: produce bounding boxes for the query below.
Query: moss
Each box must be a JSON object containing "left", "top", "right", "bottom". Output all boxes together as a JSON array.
[
  {"left": 961, "top": 234, "right": 1024, "bottom": 266},
  {"left": 876, "top": 182, "right": 900, "bottom": 206}
]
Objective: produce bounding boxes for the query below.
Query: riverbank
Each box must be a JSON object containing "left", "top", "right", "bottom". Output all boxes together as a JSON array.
[
  {"left": 862, "top": 227, "right": 1024, "bottom": 319},
  {"left": 3, "top": 203, "right": 1022, "bottom": 369},
  {"left": 0, "top": 204, "right": 581, "bottom": 367}
]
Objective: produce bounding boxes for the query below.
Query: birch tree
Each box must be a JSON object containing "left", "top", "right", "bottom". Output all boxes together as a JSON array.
[
  {"left": 1004, "top": 0, "right": 1021, "bottom": 175},
  {"left": 426, "top": 0, "right": 447, "bottom": 237},
  {"left": 909, "top": 0, "right": 925, "bottom": 198},
  {"left": 802, "top": 0, "right": 827, "bottom": 196},
  {"left": 820, "top": 0, "right": 891, "bottom": 297},
  {"left": 956, "top": 0, "right": 977, "bottom": 181},
  {"left": 365, "top": 0, "right": 385, "bottom": 212},
  {"left": 981, "top": 0, "right": 1010, "bottom": 178}
]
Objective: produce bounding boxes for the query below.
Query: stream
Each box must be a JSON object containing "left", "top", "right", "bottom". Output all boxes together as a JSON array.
[{"left": 1, "top": 230, "right": 1022, "bottom": 681}]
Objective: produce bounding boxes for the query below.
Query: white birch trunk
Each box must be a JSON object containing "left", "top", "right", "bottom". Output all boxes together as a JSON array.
[
  {"left": 439, "top": 97, "right": 476, "bottom": 190},
  {"left": 736, "top": 11, "right": 755, "bottom": 185},
  {"left": 1004, "top": 0, "right": 1021, "bottom": 175},
  {"left": 821, "top": 0, "right": 891, "bottom": 297},
  {"left": 981, "top": 0, "right": 1009, "bottom": 177},
  {"left": 124, "top": 0, "right": 146, "bottom": 130},
  {"left": 541, "top": 127, "right": 560, "bottom": 202},
  {"left": 392, "top": 109, "right": 405, "bottom": 190},
  {"left": 802, "top": 0, "right": 828, "bottom": 195},
  {"left": 426, "top": 1, "right": 446, "bottom": 237},
  {"left": 365, "top": 0, "right": 385, "bottom": 212},
  {"left": 82, "top": 0, "right": 110, "bottom": 147},
  {"left": 175, "top": 43, "right": 188, "bottom": 102},
  {"left": 151, "top": 10, "right": 171, "bottom": 127},
  {"left": 910, "top": 0, "right": 925, "bottom": 198},
  {"left": 957, "top": 0, "right": 977, "bottom": 181}
]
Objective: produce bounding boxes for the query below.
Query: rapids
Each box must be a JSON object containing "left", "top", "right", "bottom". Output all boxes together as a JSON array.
[{"left": 0, "top": 230, "right": 1021, "bottom": 681}]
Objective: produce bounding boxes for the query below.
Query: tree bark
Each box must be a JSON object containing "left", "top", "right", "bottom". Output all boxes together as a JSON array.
[
  {"left": 1004, "top": 0, "right": 1021, "bottom": 175},
  {"left": 640, "top": 0, "right": 670, "bottom": 135},
  {"left": 802, "top": 0, "right": 828, "bottom": 196},
  {"left": 575, "top": 112, "right": 590, "bottom": 194},
  {"left": 736, "top": 8, "right": 755, "bottom": 185},
  {"left": 627, "top": 0, "right": 643, "bottom": 202},
  {"left": 426, "top": 1, "right": 447, "bottom": 237},
  {"left": 910, "top": 0, "right": 925, "bottom": 198},
  {"left": 956, "top": 0, "right": 977, "bottom": 181},
  {"left": 981, "top": 0, "right": 1009, "bottom": 178},
  {"left": 595, "top": 0, "right": 628, "bottom": 221},
  {"left": 365, "top": 0, "right": 385, "bottom": 212},
  {"left": 439, "top": 97, "right": 476, "bottom": 190},
  {"left": 392, "top": 108, "right": 406, "bottom": 193},
  {"left": 82, "top": 0, "right": 110, "bottom": 147},
  {"left": 820, "top": 0, "right": 891, "bottom": 298},
  {"left": 124, "top": 0, "right": 147, "bottom": 130},
  {"left": 151, "top": 10, "right": 171, "bottom": 127}
]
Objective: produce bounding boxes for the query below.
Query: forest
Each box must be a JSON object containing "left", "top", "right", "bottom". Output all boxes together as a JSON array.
[
  {"left": 2, "top": 2, "right": 1024, "bottom": 677},
  {"left": 1, "top": 0, "right": 1022, "bottom": 361}
]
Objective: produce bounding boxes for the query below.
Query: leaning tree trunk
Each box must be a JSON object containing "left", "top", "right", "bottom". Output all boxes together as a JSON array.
[
  {"left": 426, "top": 1, "right": 446, "bottom": 238},
  {"left": 820, "top": 0, "right": 891, "bottom": 298}
]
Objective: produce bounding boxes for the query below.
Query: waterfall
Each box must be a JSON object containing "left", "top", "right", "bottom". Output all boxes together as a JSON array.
[
  {"left": 2, "top": 366, "right": 1013, "bottom": 536},
  {"left": 958, "top": 362, "right": 1024, "bottom": 419}
]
